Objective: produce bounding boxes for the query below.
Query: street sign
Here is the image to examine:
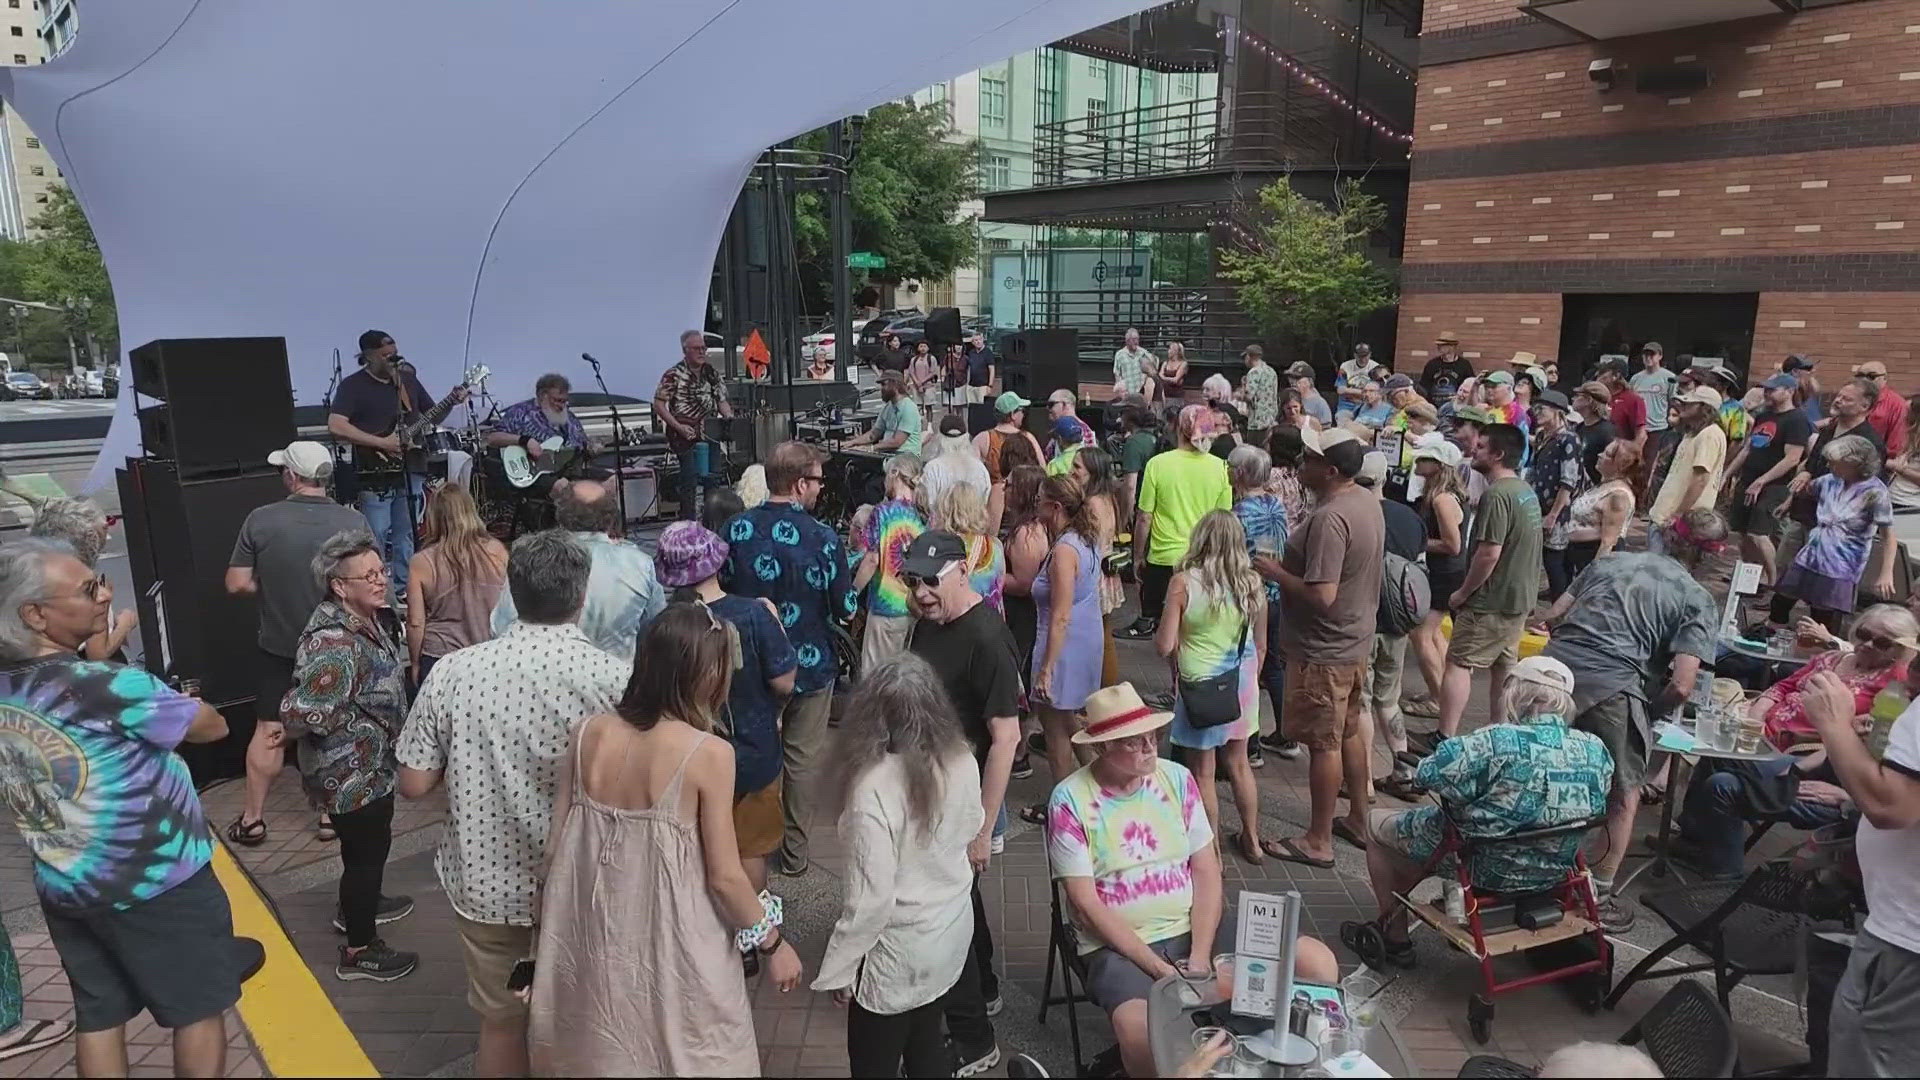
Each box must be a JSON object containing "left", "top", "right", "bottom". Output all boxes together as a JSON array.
[
  {"left": 847, "top": 252, "right": 887, "bottom": 269},
  {"left": 1026, "top": 279, "right": 1040, "bottom": 288}
]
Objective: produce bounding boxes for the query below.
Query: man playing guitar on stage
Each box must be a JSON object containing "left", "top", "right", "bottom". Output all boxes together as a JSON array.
[
  {"left": 327, "top": 329, "right": 468, "bottom": 591},
  {"left": 653, "top": 329, "right": 733, "bottom": 520}
]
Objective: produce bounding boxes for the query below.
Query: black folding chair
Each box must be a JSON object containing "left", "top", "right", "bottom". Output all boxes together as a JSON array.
[
  {"left": 1458, "top": 979, "right": 1737, "bottom": 1078},
  {"left": 1605, "top": 860, "right": 1806, "bottom": 1010},
  {"left": 1038, "top": 878, "right": 1093, "bottom": 1078}
]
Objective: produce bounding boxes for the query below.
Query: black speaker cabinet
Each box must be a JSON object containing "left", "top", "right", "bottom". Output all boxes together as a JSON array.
[
  {"left": 116, "top": 460, "right": 287, "bottom": 782},
  {"left": 130, "top": 337, "right": 295, "bottom": 479},
  {"left": 1000, "top": 329, "right": 1079, "bottom": 442},
  {"left": 924, "top": 306, "right": 963, "bottom": 349}
]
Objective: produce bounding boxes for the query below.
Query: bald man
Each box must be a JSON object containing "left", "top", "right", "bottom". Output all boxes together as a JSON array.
[{"left": 489, "top": 479, "right": 666, "bottom": 662}]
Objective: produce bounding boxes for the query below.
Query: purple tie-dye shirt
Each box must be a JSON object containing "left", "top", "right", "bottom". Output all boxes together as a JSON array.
[{"left": 1047, "top": 760, "right": 1212, "bottom": 954}]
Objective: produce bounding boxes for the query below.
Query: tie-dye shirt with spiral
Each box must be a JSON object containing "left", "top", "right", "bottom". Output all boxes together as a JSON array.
[
  {"left": 858, "top": 498, "right": 926, "bottom": 619},
  {"left": 1047, "top": 760, "right": 1213, "bottom": 954},
  {"left": 0, "top": 657, "right": 210, "bottom": 911}
]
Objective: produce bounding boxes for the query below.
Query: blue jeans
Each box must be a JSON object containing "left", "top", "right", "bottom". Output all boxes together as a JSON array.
[
  {"left": 356, "top": 474, "right": 424, "bottom": 593},
  {"left": 1678, "top": 755, "right": 1845, "bottom": 876},
  {"left": 675, "top": 440, "right": 724, "bottom": 520}
]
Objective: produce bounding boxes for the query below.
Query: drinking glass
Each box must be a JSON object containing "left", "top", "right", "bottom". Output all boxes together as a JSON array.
[
  {"left": 1736, "top": 716, "right": 1765, "bottom": 754},
  {"left": 1714, "top": 717, "right": 1740, "bottom": 753},
  {"left": 1340, "top": 973, "right": 1381, "bottom": 1052},
  {"left": 1318, "top": 1029, "right": 1357, "bottom": 1065},
  {"left": 1694, "top": 713, "right": 1720, "bottom": 753}
]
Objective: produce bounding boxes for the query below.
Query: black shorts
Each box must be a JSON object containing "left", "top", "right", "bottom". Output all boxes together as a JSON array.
[
  {"left": 42, "top": 863, "right": 244, "bottom": 1031},
  {"left": 1726, "top": 484, "right": 1791, "bottom": 540},
  {"left": 256, "top": 649, "right": 295, "bottom": 718}
]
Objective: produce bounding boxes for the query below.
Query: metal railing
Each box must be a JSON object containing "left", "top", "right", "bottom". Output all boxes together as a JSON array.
[
  {"left": 1033, "top": 90, "right": 1403, "bottom": 188},
  {"left": 1030, "top": 285, "right": 1259, "bottom": 362}
]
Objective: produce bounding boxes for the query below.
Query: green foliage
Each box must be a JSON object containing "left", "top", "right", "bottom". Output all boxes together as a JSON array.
[
  {"left": 1218, "top": 177, "right": 1395, "bottom": 362},
  {"left": 0, "top": 185, "right": 118, "bottom": 368},
  {"left": 793, "top": 101, "right": 982, "bottom": 310}
]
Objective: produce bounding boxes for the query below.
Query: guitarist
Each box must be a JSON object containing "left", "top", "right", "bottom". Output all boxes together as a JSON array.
[
  {"left": 653, "top": 329, "right": 734, "bottom": 520},
  {"left": 327, "top": 329, "right": 468, "bottom": 591},
  {"left": 487, "top": 373, "right": 605, "bottom": 497}
]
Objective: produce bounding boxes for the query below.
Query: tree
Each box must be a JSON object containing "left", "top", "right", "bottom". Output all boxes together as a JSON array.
[
  {"left": 0, "top": 185, "right": 119, "bottom": 368},
  {"left": 792, "top": 100, "right": 981, "bottom": 311},
  {"left": 1218, "top": 177, "right": 1396, "bottom": 364}
]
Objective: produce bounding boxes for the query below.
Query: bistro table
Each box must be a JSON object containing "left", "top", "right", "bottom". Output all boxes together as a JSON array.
[
  {"left": 1614, "top": 722, "right": 1784, "bottom": 890},
  {"left": 1148, "top": 973, "right": 1413, "bottom": 1077}
]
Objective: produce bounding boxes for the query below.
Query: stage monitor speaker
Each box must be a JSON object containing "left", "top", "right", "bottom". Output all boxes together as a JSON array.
[
  {"left": 966, "top": 402, "right": 997, "bottom": 436},
  {"left": 116, "top": 460, "right": 288, "bottom": 782},
  {"left": 129, "top": 337, "right": 295, "bottom": 479},
  {"left": 925, "top": 306, "right": 963, "bottom": 349}
]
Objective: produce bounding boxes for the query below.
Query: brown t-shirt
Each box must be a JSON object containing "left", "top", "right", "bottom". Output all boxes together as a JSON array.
[{"left": 1276, "top": 483, "right": 1385, "bottom": 666}]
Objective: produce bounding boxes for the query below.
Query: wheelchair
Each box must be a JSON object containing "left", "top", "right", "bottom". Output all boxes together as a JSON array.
[{"left": 1341, "top": 811, "right": 1612, "bottom": 1044}]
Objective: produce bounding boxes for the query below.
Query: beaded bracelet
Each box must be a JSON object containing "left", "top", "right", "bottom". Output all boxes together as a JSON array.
[{"left": 736, "top": 891, "right": 784, "bottom": 954}]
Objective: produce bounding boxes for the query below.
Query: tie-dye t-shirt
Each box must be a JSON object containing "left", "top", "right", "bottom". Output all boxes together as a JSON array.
[
  {"left": 859, "top": 497, "right": 926, "bottom": 618},
  {"left": 1796, "top": 474, "right": 1894, "bottom": 583},
  {"left": 1047, "top": 760, "right": 1213, "bottom": 954},
  {"left": 0, "top": 657, "right": 211, "bottom": 911}
]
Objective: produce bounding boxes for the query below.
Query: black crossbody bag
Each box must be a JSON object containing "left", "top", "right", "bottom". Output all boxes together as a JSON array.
[{"left": 1177, "top": 618, "right": 1250, "bottom": 729}]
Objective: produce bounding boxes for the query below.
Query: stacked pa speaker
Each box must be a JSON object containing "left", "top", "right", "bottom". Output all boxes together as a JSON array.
[
  {"left": 132, "top": 336, "right": 294, "bottom": 478},
  {"left": 998, "top": 328, "right": 1079, "bottom": 441}
]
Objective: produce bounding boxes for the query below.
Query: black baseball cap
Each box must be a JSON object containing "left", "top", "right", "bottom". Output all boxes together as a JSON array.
[
  {"left": 1784, "top": 354, "right": 1816, "bottom": 372},
  {"left": 1594, "top": 356, "right": 1629, "bottom": 377},
  {"left": 358, "top": 329, "right": 393, "bottom": 352},
  {"left": 938, "top": 414, "right": 968, "bottom": 437},
  {"left": 900, "top": 530, "right": 968, "bottom": 581}
]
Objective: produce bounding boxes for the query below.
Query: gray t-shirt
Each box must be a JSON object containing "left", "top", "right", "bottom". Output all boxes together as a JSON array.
[
  {"left": 1541, "top": 551, "right": 1717, "bottom": 713},
  {"left": 230, "top": 494, "right": 370, "bottom": 657}
]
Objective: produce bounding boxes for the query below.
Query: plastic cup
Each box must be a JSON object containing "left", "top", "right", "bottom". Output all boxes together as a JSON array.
[
  {"left": 1694, "top": 714, "right": 1720, "bottom": 752},
  {"left": 1213, "top": 953, "right": 1236, "bottom": 1002}
]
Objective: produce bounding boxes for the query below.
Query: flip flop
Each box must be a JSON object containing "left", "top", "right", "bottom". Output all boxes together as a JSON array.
[
  {"left": 316, "top": 815, "right": 337, "bottom": 842},
  {"left": 1228, "top": 831, "right": 1265, "bottom": 866},
  {"left": 1260, "top": 838, "right": 1334, "bottom": 868},
  {"left": 1332, "top": 819, "right": 1370, "bottom": 851},
  {"left": 1019, "top": 803, "right": 1048, "bottom": 826},
  {"left": 0, "top": 1018, "right": 74, "bottom": 1061}
]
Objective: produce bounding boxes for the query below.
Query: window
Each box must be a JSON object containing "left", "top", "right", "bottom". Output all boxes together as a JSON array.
[
  {"left": 11, "top": 54, "right": 23, "bottom": 64},
  {"left": 33, "top": 192, "right": 45, "bottom": 203},
  {"left": 9, "top": 27, "right": 22, "bottom": 36},
  {"left": 986, "top": 237, "right": 1013, "bottom": 251},
  {"left": 980, "top": 153, "right": 1011, "bottom": 190},
  {"left": 1037, "top": 87, "right": 1058, "bottom": 124},
  {"left": 6, "top": 1, "right": 17, "bottom": 9},
  {"left": 1086, "top": 98, "right": 1106, "bottom": 122},
  {"left": 1087, "top": 56, "right": 1104, "bottom": 77},
  {"left": 28, "top": 164, "right": 41, "bottom": 176},
  {"left": 981, "top": 72, "right": 1008, "bottom": 127},
  {"left": 23, "top": 136, "right": 37, "bottom": 148},
  {"left": 1176, "top": 73, "right": 1197, "bottom": 97}
]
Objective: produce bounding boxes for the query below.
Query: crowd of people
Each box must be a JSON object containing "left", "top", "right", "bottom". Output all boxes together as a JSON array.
[{"left": 3, "top": 325, "right": 1920, "bottom": 1076}]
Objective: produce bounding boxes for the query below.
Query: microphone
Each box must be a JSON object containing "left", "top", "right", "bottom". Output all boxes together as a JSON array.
[{"left": 581, "top": 352, "right": 601, "bottom": 369}]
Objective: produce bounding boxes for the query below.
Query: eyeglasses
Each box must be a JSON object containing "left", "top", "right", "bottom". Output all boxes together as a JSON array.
[
  {"left": 1854, "top": 628, "right": 1905, "bottom": 651},
  {"left": 335, "top": 566, "right": 389, "bottom": 586},
  {"left": 799, "top": 473, "right": 825, "bottom": 485},
  {"left": 902, "top": 562, "right": 958, "bottom": 591},
  {"left": 1108, "top": 733, "right": 1158, "bottom": 753},
  {"left": 36, "top": 572, "right": 112, "bottom": 607}
]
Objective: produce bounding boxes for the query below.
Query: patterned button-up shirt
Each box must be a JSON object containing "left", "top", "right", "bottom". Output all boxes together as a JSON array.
[
  {"left": 1113, "top": 346, "right": 1154, "bottom": 395},
  {"left": 1398, "top": 717, "right": 1612, "bottom": 893},
  {"left": 1243, "top": 363, "right": 1279, "bottom": 430},
  {"left": 722, "top": 500, "right": 858, "bottom": 695},
  {"left": 497, "top": 399, "right": 588, "bottom": 450},
  {"left": 490, "top": 532, "right": 666, "bottom": 664},
  {"left": 654, "top": 359, "right": 726, "bottom": 452},
  {"left": 281, "top": 600, "right": 410, "bottom": 815},
  {"left": 397, "top": 621, "right": 627, "bottom": 925},
  {"left": 1527, "top": 427, "right": 1586, "bottom": 549}
]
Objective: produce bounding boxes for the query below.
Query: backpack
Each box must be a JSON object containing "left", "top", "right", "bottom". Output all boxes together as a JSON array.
[{"left": 1376, "top": 550, "right": 1429, "bottom": 637}]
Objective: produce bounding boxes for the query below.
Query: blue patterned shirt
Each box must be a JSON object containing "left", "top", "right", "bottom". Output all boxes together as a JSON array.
[
  {"left": 490, "top": 532, "right": 666, "bottom": 664},
  {"left": 497, "top": 399, "right": 588, "bottom": 449},
  {"left": 0, "top": 657, "right": 211, "bottom": 911},
  {"left": 1233, "top": 494, "right": 1288, "bottom": 605},
  {"left": 722, "top": 500, "right": 858, "bottom": 695},
  {"left": 1400, "top": 717, "right": 1611, "bottom": 893}
]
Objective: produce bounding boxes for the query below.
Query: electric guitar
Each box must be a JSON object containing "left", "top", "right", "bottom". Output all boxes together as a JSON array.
[
  {"left": 500, "top": 429, "right": 645, "bottom": 488},
  {"left": 352, "top": 365, "right": 490, "bottom": 482}
]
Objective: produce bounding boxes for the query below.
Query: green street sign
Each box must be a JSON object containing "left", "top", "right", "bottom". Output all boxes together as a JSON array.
[{"left": 847, "top": 252, "right": 887, "bottom": 269}]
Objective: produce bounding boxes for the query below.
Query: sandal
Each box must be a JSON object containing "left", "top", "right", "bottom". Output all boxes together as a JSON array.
[
  {"left": 1228, "top": 831, "right": 1265, "bottom": 866},
  {"left": 0, "top": 1018, "right": 75, "bottom": 1061},
  {"left": 1332, "top": 818, "right": 1370, "bottom": 852},
  {"left": 1639, "top": 782, "right": 1665, "bottom": 807},
  {"left": 1260, "top": 838, "right": 1334, "bottom": 868},
  {"left": 1401, "top": 693, "right": 1441, "bottom": 720},
  {"left": 317, "top": 815, "right": 337, "bottom": 843},
  {"left": 225, "top": 815, "right": 266, "bottom": 847},
  {"left": 1373, "top": 774, "right": 1427, "bottom": 803},
  {"left": 1019, "top": 803, "right": 1048, "bottom": 826}
]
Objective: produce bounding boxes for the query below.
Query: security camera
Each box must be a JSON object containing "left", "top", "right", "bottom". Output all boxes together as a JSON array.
[{"left": 1589, "top": 58, "right": 1617, "bottom": 92}]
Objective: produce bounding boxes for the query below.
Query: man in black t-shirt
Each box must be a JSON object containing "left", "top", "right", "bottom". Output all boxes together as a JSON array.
[
  {"left": 326, "top": 330, "right": 464, "bottom": 591},
  {"left": 1726, "top": 374, "right": 1812, "bottom": 584},
  {"left": 903, "top": 530, "right": 1016, "bottom": 1075},
  {"left": 1571, "top": 381, "right": 1618, "bottom": 486},
  {"left": 1420, "top": 333, "right": 1474, "bottom": 403}
]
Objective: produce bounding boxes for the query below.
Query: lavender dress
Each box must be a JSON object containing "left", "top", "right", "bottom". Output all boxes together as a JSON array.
[{"left": 1032, "top": 530, "right": 1104, "bottom": 710}]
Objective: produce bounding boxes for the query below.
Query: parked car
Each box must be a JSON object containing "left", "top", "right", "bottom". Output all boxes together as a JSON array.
[
  {"left": 801, "top": 326, "right": 837, "bottom": 364},
  {"left": 3, "top": 371, "right": 49, "bottom": 400},
  {"left": 856, "top": 310, "right": 927, "bottom": 362}
]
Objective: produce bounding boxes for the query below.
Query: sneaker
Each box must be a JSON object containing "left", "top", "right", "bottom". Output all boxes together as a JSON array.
[
  {"left": 1596, "top": 895, "right": 1638, "bottom": 934},
  {"left": 955, "top": 1041, "right": 1002, "bottom": 1077},
  {"left": 984, "top": 992, "right": 1004, "bottom": 1017},
  {"left": 1010, "top": 754, "right": 1034, "bottom": 781},
  {"left": 1114, "top": 617, "right": 1157, "bottom": 641},
  {"left": 1259, "top": 734, "right": 1304, "bottom": 760},
  {"left": 331, "top": 894, "right": 415, "bottom": 934},
  {"left": 1025, "top": 731, "right": 1048, "bottom": 758},
  {"left": 1142, "top": 689, "right": 1176, "bottom": 711},
  {"left": 335, "top": 939, "right": 418, "bottom": 982},
  {"left": 1246, "top": 744, "right": 1265, "bottom": 769},
  {"left": 990, "top": 833, "right": 1005, "bottom": 855}
]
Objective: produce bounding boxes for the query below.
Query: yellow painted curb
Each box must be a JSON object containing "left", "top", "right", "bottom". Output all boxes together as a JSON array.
[
  {"left": 1438, "top": 615, "right": 1547, "bottom": 658},
  {"left": 211, "top": 843, "right": 379, "bottom": 1078}
]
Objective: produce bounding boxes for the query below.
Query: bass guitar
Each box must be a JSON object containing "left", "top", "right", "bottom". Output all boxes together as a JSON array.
[{"left": 353, "top": 365, "right": 491, "bottom": 484}]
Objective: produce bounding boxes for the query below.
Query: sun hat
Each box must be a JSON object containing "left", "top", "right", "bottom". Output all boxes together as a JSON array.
[
  {"left": 654, "top": 521, "right": 729, "bottom": 588},
  {"left": 1355, "top": 451, "right": 1390, "bottom": 488},
  {"left": 1410, "top": 434, "right": 1463, "bottom": 469},
  {"left": 1508, "top": 655, "right": 1576, "bottom": 696},
  {"left": 1674, "top": 386, "right": 1723, "bottom": 410},
  {"left": 1574, "top": 380, "right": 1611, "bottom": 405},
  {"left": 1071, "top": 682, "right": 1175, "bottom": 745},
  {"left": 1507, "top": 350, "right": 1538, "bottom": 367},
  {"left": 1536, "top": 389, "right": 1571, "bottom": 413}
]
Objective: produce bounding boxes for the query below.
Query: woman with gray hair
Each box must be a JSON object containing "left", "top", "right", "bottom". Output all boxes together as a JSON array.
[
  {"left": 1229, "top": 444, "right": 1293, "bottom": 767},
  {"left": 1768, "top": 433, "right": 1897, "bottom": 632},
  {"left": 27, "top": 497, "right": 135, "bottom": 661},
  {"left": 853, "top": 453, "right": 927, "bottom": 669},
  {"left": 812, "top": 653, "right": 985, "bottom": 1077},
  {"left": 280, "top": 529, "right": 418, "bottom": 983}
]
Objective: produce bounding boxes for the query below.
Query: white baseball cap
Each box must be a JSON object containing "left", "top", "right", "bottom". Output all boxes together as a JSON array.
[
  {"left": 267, "top": 441, "right": 334, "bottom": 480},
  {"left": 1673, "top": 386, "right": 1723, "bottom": 410},
  {"left": 1410, "top": 433, "right": 1463, "bottom": 469},
  {"left": 1356, "top": 451, "right": 1390, "bottom": 488},
  {"left": 1509, "top": 655, "right": 1576, "bottom": 696}
]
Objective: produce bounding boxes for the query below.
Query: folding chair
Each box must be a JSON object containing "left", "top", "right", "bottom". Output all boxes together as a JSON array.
[
  {"left": 1605, "top": 860, "right": 1806, "bottom": 1010},
  {"left": 1459, "top": 979, "right": 1737, "bottom": 1078},
  {"left": 1038, "top": 878, "right": 1093, "bottom": 1078}
]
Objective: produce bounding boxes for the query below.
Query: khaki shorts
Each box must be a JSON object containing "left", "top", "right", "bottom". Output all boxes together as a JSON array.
[
  {"left": 1447, "top": 608, "right": 1527, "bottom": 670},
  {"left": 734, "top": 778, "right": 784, "bottom": 859},
  {"left": 1282, "top": 658, "right": 1367, "bottom": 753},
  {"left": 455, "top": 916, "right": 534, "bottom": 1021}
]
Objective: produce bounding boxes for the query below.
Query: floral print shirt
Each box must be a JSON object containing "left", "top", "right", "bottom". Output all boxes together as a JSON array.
[
  {"left": 1243, "top": 363, "right": 1279, "bottom": 430},
  {"left": 281, "top": 600, "right": 410, "bottom": 815},
  {"left": 1759, "top": 649, "right": 1905, "bottom": 751},
  {"left": 1047, "top": 760, "right": 1212, "bottom": 954},
  {"left": 1527, "top": 428, "right": 1585, "bottom": 549},
  {"left": 722, "top": 501, "right": 859, "bottom": 695}
]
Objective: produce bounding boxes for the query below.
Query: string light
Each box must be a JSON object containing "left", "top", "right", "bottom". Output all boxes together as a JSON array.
[
  {"left": 1222, "top": 26, "right": 1413, "bottom": 143},
  {"left": 1284, "top": 0, "right": 1416, "bottom": 82}
]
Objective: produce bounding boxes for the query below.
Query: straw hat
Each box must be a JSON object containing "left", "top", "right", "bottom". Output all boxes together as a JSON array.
[{"left": 1071, "top": 683, "right": 1175, "bottom": 745}]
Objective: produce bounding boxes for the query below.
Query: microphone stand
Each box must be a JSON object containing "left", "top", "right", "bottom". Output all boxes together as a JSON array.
[
  {"left": 582, "top": 353, "right": 629, "bottom": 532},
  {"left": 322, "top": 348, "right": 345, "bottom": 475}
]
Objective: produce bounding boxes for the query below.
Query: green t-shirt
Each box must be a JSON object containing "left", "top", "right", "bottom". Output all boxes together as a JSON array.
[
  {"left": 1137, "top": 448, "right": 1232, "bottom": 566},
  {"left": 872, "top": 397, "right": 922, "bottom": 457},
  {"left": 1467, "top": 474, "right": 1544, "bottom": 615},
  {"left": 1120, "top": 431, "right": 1158, "bottom": 476}
]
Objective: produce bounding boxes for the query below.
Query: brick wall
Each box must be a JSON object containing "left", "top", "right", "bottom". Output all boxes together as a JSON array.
[
  {"left": 1755, "top": 293, "right": 1920, "bottom": 381},
  {"left": 1393, "top": 293, "right": 1563, "bottom": 369},
  {"left": 1424, "top": 0, "right": 1528, "bottom": 35}
]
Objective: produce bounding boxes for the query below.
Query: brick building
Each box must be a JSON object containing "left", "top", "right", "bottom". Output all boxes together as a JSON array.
[{"left": 1398, "top": 0, "right": 1920, "bottom": 388}]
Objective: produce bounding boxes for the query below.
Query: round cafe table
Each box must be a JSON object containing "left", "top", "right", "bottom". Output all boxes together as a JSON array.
[{"left": 1148, "top": 974, "right": 1413, "bottom": 1077}]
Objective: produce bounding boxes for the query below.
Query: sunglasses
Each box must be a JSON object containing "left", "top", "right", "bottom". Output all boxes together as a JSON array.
[
  {"left": 902, "top": 562, "right": 958, "bottom": 591},
  {"left": 1854, "top": 628, "right": 1905, "bottom": 651}
]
